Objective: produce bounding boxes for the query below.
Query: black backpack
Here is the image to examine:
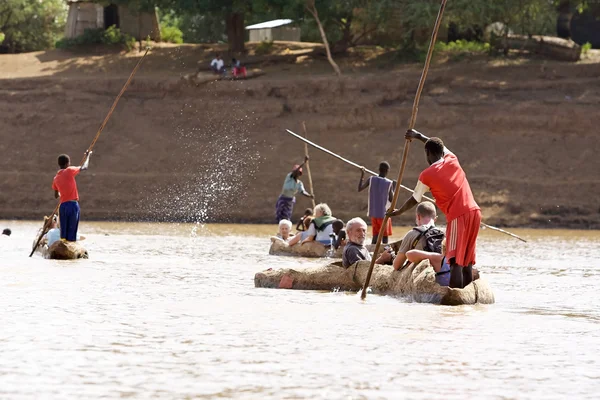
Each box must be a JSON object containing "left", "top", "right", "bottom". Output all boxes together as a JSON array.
[{"left": 411, "top": 226, "right": 445, "bottom": 253}]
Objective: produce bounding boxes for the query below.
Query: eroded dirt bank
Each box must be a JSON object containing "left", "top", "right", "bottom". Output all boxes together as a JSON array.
[{"left": 1, "top": 49, "right": 599, "bottom": 228}]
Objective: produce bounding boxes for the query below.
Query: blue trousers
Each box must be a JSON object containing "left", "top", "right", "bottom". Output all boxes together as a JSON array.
[{"left": 59, "top": 201, "right": 80, "bottom": 241}]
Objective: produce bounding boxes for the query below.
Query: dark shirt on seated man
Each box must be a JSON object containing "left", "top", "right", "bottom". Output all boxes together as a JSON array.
[{"left": 342, "top": 218, "right": 372, "bottom": 268}]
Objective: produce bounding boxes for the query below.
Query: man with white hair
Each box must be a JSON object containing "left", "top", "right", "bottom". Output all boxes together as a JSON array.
[{"left": 342, "top": 217, "right": 371, "bottom": 268}]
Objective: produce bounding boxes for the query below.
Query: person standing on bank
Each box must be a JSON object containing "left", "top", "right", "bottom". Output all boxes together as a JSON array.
[
  {"left": 387, "top": 129, "right": 481, "bottom": 289},
  {"left": 275, "top": 156, "right": 314, "bottom": 223},
  {"left": 358, "top": 162, "right": 395, "bottom": 244},
  {"left": 52, "top": 151, "right": 92, "bottom": 242}
]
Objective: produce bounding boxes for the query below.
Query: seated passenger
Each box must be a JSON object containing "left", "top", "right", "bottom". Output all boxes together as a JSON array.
[
  {"left": 302, "top": 203, "right": 336, "bottom": 245},
  {"left": 342, "top": 217, "right": 371, "bottom": 267},
  {"left": 331, "top": 219, "right": 347, "bottom": 250},
  {"left": 406, "top": 239, "right": 451, "bottom": 286},
  {"left": 287, "top": 216, "right": 313, "bottom": 246},
  {"left": 392, "top": 201, "right": 444, "bottom": 271},
  {"left": 276, "top": 219, "right": 293, "bottom": 241},
  {"left": 45, "top": 216, "right": 61, "bottom": 247},
  {"left": 296, "top": 208, "right": 313, "bottom": 232}
]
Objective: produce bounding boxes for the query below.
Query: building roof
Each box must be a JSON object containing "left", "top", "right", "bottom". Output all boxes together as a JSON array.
[{"left": 245, "top": 19, "right": 293, "bottom": 30}]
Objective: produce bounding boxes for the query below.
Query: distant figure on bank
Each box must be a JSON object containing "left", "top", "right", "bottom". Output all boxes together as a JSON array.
[
  {"left": 296, "top": 208, "right": 313, "bottom": 232},
  {"left": 391, "top": 201, "right": 444, "bottom": 271},
  {"left": 388, "top": 129, "right": 481, "bottom": 289},
  {"left": 277, "top": 219, "right": 293, "bottom": 241},
  {"left": 331, "top": 219, "right": 347, "bottom": 250},
  {"left": 231, "top": 58, "right": 247, "bottom": 78},
  {"left": 406, "top": 238, "right": 451, "bottom": 286},
  {"left": 302, "top": 203, "right": 336, "bottom": 245},
  {"left": 342, "top": 217, "right": 371, "bottom": 268},
  {"left": 358, "top": 162, "right": 394, "bottom": 244},
  {"left": 210, "top": 54, "right": 225, "bottom": 75},
  {"left": 2, "top": 228, "right": 11, "bottom": 237},
  {"left": 52, "top": 151, "right": 92, "bottom": 242},
  {"left": 275, "top": 157, "right": 314, "bottom": 223}
]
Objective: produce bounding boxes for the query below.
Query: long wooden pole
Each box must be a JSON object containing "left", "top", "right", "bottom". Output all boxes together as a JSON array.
[
  {"left": 284, "top": 129, "right": 526, "bottom": 243},
  {"left": 29, "top": 48, "right": 151, "bottom": 257},
  {"left": 360, "top": 0, "right": 448, "bottom": 299},
  {"left": 302, "top": 122, "right": 316, "bottom": 209}
]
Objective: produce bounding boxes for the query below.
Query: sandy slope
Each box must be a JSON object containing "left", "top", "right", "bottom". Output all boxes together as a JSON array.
[{"left": 1, "top": 44, "right": 599, "bottom": 228}]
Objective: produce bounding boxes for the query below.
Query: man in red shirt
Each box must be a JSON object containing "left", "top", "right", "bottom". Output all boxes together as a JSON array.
[
  {"left": 388, "top": 129, "right": 481, "bottom": 289},
  {"left": 52, "top": 151, "right": 92, "bottom": 242}
]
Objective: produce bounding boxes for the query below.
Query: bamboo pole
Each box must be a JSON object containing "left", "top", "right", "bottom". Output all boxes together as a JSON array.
[
  {"left": 29, "top": 48, "right": 151, "bottom": 257},
  {"left": 302, "top": 122, "right": 316, "bottom": 209},
  {"left": 284, "top": 129, "right": 526, "bottom": 243},
  {"left": 361, "top": 0, "right": 447, "bottom": 299}
]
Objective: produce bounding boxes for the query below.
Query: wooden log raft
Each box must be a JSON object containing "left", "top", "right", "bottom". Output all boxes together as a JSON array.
[
  {"left": 502, "top": 35, "right": 581, "bottom": 61},
  {"left": 44, "top": 241, "right": 89, "bottom": 260},
  {"left": 254, "top": 260, "right": 495, "bottom": 306},
  {"left": 269, "top": 238, "right": 402, "bottom": 258}
]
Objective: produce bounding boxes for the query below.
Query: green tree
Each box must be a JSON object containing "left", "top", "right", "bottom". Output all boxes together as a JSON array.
[
  {"left": 304, "top": 0, "right": 395, "bottom": 53},
  {"left": 0, "top": 0, "right": 67, "bottom": 53}
]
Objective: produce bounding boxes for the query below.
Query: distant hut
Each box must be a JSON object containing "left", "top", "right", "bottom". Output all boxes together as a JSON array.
[
  {"left": 246, "top": 19, "right": 301, "bottom": 42},
  {"left": 64, "top": 0, "right": 161, "bottom": 41}
]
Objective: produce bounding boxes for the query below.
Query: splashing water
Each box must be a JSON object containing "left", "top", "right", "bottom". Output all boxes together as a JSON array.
[{"left": 138, "top": 97, "right": 261, "bottom": 226}]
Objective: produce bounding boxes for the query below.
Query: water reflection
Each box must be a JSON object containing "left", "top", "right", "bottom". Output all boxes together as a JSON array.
[{"left": 0, "top": 221, "right": 599, "bottom": 398}]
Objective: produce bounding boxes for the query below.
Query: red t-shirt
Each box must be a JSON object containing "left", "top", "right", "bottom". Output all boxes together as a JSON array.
[
  {"left": 415, "top": 153, "right": 479, "bottom": 221},
  {"left": 52, "top": 166, "right": 81, "bottom": 203}
]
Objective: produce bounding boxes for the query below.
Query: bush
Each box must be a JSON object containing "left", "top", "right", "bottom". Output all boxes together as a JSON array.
[
  {"left": 0, "top": 0, "right": 66, "bottom": 53},
  {"left": 582, "top": 42, "right": 592, "bottom": 55},
  {"left": 161, "top": 26, "right": 183, "bottom": 44},
  {"left": 255, "top": 40, "right": 274, "bottom": 55},
  {"left": 55, "top": 26, "right": 136, "bottom": 51},
  {"left": 434, "top": 40, "right": 490, "bottom": 61}
]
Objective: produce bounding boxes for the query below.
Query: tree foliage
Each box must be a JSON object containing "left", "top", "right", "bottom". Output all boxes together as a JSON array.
[{"left": 0, "top": 0, "right": 66, "bottom": 53}]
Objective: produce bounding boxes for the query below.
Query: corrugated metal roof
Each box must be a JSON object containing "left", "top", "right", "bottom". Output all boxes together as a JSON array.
[{"left": 245, "top": 19, "right": 293, "bottom": 30}]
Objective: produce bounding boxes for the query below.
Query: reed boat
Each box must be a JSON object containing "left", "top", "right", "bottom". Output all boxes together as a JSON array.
[
  {"left": 39, "top": 241, "right": 89, "bottom": 260},
  {"left": 254, "top": 259, "right": 494, "bottom": 306},
  {"left": 269, "top": 237, "right": 402, "bottom": 258}
]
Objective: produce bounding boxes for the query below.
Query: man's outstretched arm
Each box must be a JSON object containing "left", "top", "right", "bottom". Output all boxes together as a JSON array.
[
  {"left": 80, "top": 151, "right": 92, "bottom": 171},
  {"left": 405, "top": 129, "right": 429, "bottom": 144},
  {"left": 358, "top": 167, "right": 370, "bottom": 192},
  {"left": 387, "top": 196, "right": 418, "bottom": 218}
]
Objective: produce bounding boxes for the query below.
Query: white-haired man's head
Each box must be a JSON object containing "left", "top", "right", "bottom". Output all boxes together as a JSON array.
[
  {"left": 314, "top": 203, "right": 332, "bottom": 217},
  {"left": 346, "top": 217, "right": 367, "bottom": 245},
  {"left": 278, "top": 219, "right": 292, "bottom": 240}
]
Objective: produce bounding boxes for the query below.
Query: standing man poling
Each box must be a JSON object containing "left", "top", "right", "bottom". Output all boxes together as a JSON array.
[
  {"left": 358, "top": 162, "right": 394, "bottom": 244},
  {"left": 387, "top": 129, "right": 481, "bottom": 289},
  {"left": 275, "top": 157, "right": 314, "bottom": 223},
  {"left": 52, "top": 151, "right": 92, "bottom": 242}
]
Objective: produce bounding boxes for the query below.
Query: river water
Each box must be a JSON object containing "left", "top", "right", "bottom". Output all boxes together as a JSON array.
[{"left": 1, "top": 221, "right": 599, "bottom": 399}]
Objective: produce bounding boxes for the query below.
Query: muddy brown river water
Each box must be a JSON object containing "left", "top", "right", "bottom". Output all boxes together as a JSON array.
[{"left": 1, "top": 221, "right": 599, "bottom": 399}]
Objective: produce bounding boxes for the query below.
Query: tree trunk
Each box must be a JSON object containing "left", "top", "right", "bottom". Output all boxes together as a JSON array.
[
  {"left": 225, "top": 12, "right": 245, "bottom": 53},
  {"left": 306, "top": 1, "right": 342, "bottom": 76},
  {"left": 332, "top": 16, "right": 353, "bottom": 54}
]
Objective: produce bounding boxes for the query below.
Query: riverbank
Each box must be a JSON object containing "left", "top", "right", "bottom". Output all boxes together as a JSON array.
[{"left": 1, "top": 43, "right": 599, "bottom": 228}]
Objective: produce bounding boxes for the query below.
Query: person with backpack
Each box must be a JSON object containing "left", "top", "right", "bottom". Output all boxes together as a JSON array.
[
  {"left": 390, "top": 201, "right": 445, "bottom": 271},
  {"left": 406, "top": 238, "right": 451, "bottom": 286}
]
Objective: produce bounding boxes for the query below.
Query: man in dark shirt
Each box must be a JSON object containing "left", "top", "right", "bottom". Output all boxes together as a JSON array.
[{"left": 342, "top": 217, "right": 372, "bottom": 267}]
